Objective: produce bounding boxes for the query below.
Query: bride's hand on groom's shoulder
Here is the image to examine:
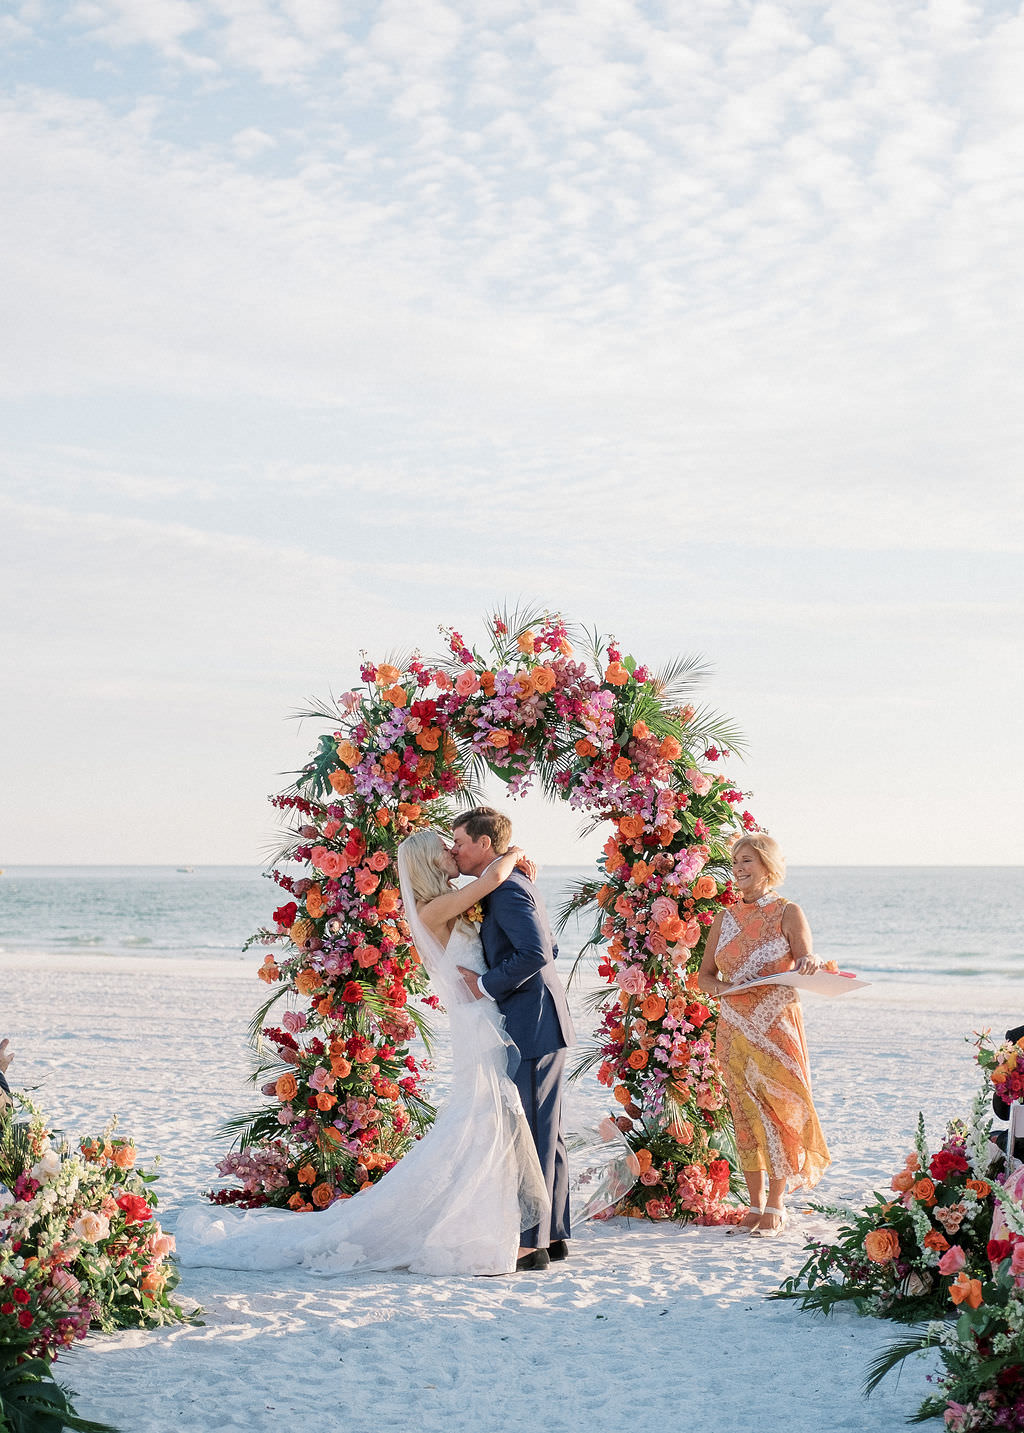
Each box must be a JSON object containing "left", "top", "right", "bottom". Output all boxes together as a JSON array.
[{"left": 512, "top": 850, "right": 537, "bottom": 882}]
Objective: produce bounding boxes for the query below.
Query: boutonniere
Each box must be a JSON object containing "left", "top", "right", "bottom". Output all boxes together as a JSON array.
[{"left": 465, "top": 903, "right": 484, "bottom": 925}]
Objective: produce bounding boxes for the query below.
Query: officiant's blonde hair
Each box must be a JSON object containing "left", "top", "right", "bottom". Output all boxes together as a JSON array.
[
  {"left": 398, "top": 829, "right": 452, "bottom": 903},
  {"left": 731, "top": 833, "right": 786, "bottom": 888}
]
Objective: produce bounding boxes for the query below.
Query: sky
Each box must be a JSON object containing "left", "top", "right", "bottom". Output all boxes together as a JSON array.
[{"left": 1, "top": 0, "right": 1022, "bottom": 868}]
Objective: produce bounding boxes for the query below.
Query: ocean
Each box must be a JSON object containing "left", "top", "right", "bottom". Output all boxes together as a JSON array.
[{"left": 0, "top": 865, "right": 1021, "bottom": 983}]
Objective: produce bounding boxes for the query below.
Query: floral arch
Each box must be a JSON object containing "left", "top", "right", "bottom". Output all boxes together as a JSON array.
[{"left": 218, "top": 608, "right": 758, "bottom": 1223}]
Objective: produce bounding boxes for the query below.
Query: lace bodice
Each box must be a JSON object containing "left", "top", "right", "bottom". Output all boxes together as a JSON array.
[{"left": 445, "top": 921, "right": 487, "bottom": 975}]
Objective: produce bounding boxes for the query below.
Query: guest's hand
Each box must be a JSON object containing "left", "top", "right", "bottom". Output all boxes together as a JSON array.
[
  {"left": 457, "top": 967, "right": 484, "bottom": 1000},
  {"left": 793, "top": 956, "right": 820, "bottom": 975},
  {"left": 0, "top": 1039, "right": 13, "bottom": 1075}
]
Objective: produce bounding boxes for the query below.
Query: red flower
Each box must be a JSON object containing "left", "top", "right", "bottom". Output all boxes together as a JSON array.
[
  {"left": 18, "top": 1311, "right": 32, "bottom": 1329},
  {"left": 988, "top": 1239, "right": 1014, "bottom": 1264},
  {"left": 930, "top": 1149, "right": 969, "bottom": 1181},
  {"left": 13, "top": 1289, "right": 30, "bottom": 1305},
  {"left": 273, "top": 902, "right": 298, "bottom": 927},
  {"left": 341, "top": 981, "right": 364, "bottom": 1003},
  {"left": 116, "top": 1193, "right": 153, "bottom": 1224}
]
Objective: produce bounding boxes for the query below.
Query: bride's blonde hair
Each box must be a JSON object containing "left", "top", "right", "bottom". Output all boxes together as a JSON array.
[{"left": 398, "top": 829, "right": 452, "bottom": 904}]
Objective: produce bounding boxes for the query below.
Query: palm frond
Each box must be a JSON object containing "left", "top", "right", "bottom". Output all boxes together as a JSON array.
[
  {"left": 247, "top": 988, "right": 289, "bottom": 1043},
  {"left": 863, "top": 1331, "right": 934, "bottom": 1396},
  {"left": 568, "top": 1044, "right": 608, "bottom": 1085},
  {"left": 648, "top": 653, "right": 716, "bottom": 704},
  {"left": 680, "top": 703, "right": 747, "bottom": 757}
]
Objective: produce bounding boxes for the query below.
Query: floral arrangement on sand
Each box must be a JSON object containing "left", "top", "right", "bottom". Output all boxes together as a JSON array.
[
  {"left": 0, "top": 1094, "right": 193, "bottom": 1433},
  {"left": 777, "top": 1034, "right": 1024, "bottom": 1428},
  {"left": 220, "top": 606, "right": 757, "bottom": 1222}
]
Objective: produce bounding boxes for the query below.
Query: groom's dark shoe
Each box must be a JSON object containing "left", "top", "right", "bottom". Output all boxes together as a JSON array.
[
  {"left": 547, "top": 1240, "right": 569, "bottom": 1262},
  {"left": 515, "top": 1249, "right": 550, "bottom": 1272}
]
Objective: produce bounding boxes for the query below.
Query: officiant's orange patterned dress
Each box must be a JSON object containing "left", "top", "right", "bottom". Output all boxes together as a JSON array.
[{"left": 714, "top": 895, "right": 830, "bottom": 1188}]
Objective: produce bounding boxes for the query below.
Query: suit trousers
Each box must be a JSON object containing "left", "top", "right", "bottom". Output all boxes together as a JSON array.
[{"left": 513, "top": 1049, "right": 570, "bottom": 1247}]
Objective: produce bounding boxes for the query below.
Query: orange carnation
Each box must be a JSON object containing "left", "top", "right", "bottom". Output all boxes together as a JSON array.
[
  {"left": 864, "top": 1228, "right": 900, "bottom": 1264},
  {"left": 335, "top": 740, "right": 360, "bottom": 767},
  {"left": 912, "top": 1178, "right": 937, "bottom": 1206},
  {"left": 627, "top": 1049, "right": 648, "bottom": 1070},
  {"left": 312, "top": 1183, "right": 334, "bottom": 1208},
  {"left": 605, "top": 661, "right": 630, "bottom": 686},
  {"left": 613, "top": 757, "right": 633, "bottom": 780},
  {"left": 275, "top": 1073, "right": 298, "bottom": 1101},
  {"left": 949, "top": 1273, "right": 983, "bottom": 1308},
  {"left": 533, "top": 666, "right": 556, "bottom": 693},
  {"left": 329, "top": 770, "right": 356, "bottom": 795},
  {"left": 692, "top": 875, "right": 717, "bottom": 900}
]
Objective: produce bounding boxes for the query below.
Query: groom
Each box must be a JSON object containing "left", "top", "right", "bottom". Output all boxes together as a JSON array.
[{"left": 451, "top": 806, "right": 576, "bottom": 1272}]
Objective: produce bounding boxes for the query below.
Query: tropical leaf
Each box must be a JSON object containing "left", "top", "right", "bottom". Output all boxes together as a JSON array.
[{"left": 863, "top": 1331, "right": 934, "bottom": 1396}]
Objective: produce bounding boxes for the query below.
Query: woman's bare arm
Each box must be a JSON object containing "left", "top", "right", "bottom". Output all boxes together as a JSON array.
[
  {"left": 418, "top": 847, "right": 522, "bottom": 934},
  {"left": 781, "top": 902, "right": 819, "bottom": 973}
]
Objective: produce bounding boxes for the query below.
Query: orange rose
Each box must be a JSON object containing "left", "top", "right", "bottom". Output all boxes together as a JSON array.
[
  {"left": 331, "top": 1057, "right": 352, "bottom": 1078},
  {"left": 634, "top": 1148, "right": 653, "bottom": 1173},
  {"left": 632, "top": 721, "right": 650, "bottom": 739},
  {"left": 488, "top": 730, "right": 511, "bottom": 748},
  {"left": 111, "top": 1143, "right": 136, "bottom": 1170},
  {"left": 641, "top": 995, "right": 666, "bottom": 1021},
  {"left": 329, "top": 770, "right": 355, "bottom": 795},
  {"left": 306, "top": 884, "right": 326, "bottom": 918},
  {"left": 316, "top": 1091, "right": 337, "bottom": 1111},
  {"left": 517, "top": 631, "right": 536, "bottom": 654},
  {"left": 912, "top": 1178, "right": 937, "bottom": 1206},
  {"left": 383, "top": 685, "right": 407, "bottom": 707},
  {"left": 630, "top": 860, "right": 650, "bottom": 885},
  {"left": 375, "top": 806, "right": 392, "bottom": 826},
  {"left": 627, "top": 1049, "right": 648, "bottom": 1070},
  {"left": 533, "top": 666, "right": 556, "bottom": 693},
  {"left": 312, "top": 1182, "right": 334, "bottom": 1208},
  {"left": 287, "top": 1193, "right": 309, "bottom": 1210},
  {"left": 295, "top": 968, "right": 323, "bottom": 995},
  {"left": 668, "top": 1119, "right": 694, "bottom": 1145},
  {"left": 618, "top": 816, "right": 644, "bottom": 840},
  {"left": 513, "top": 672, "right": 536, "bottom": 698},
  {"left": 658, "top": 736, "right": 682, "bottom": 761},
  {"left": 923, "top": 1230, "right": 950, "bottom": 1252},
  {"left": 864, "top": 1228, "right": 900, "bottom": 1264},
  {"left": 335, "top": 740, "right": 360, "bottom": 767},
  {"left": 480, "top": 671, "right": 496, "bottom": 695},
  {"left": 297, "top": 1164, "right": 316, "bottom": 1184},
  {"left": 575, "top": 737, "right": 598, "bottom": 759},
  {"left": 355, "top": 944, "right": 380, "bottom": 968},
  {"left": 949, "top": 1273, "right": 983, "bottom": 1309},
  {"left": 397, "top": 802, "right": 421, "bottom": 821},
  {"left": 382, "top": 751, "right": 402, "bottom": 773},
  {"left": 416, "top": 726, "right": 441, "bottom": 751},
  {"left": 659, "top": 916, "right": 685, "bottom": 942},
  {"left": 605, "top": 661, "right": 630, "bottom": 686},
  {"left": 377, "top": 887, "right": 400, "bottom": 915},
  {"left": 613, "top": 1084, "right": 632, "bottom": 1106},
  {"left": 375, "top": 663, "right": 401, "bottom": 686},
  {"left": 890, "top": 1170, "right": 915, "bottom": 1192},
  {"left": 258, "top": 954, "right": 280, "bottom": 983},
  {"left": 692, "top": 875, "right": 717, "bottom": 900},
  {"left": 613, "top": 757, "right": 633, "bottom": 780},
  {"left": 275, "top": 1073, "right": 298, "bottom": 1101},
  {"left": 966, "top": 1179, "right": 991, "bottom": 1198}
]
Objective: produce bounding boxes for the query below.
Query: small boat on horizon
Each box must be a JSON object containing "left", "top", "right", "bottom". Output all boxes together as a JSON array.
[{"left": 176, "top": 865, "right": 196, "bottom": 874}]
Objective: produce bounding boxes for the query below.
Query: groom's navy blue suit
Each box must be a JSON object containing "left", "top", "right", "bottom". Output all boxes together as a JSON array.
[{"left": 479, "top": 869, "right": 575, "bottom": 1249}]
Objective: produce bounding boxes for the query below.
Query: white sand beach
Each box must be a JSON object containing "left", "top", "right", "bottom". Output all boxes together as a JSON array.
[{"left": 3, "top": 950, "right": 1017, "bottom": 1433}]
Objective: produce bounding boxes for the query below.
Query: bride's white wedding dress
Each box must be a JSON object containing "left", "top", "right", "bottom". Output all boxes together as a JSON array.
[{"left": 175, "top": 922, "right": 548, "bottom": 1277}]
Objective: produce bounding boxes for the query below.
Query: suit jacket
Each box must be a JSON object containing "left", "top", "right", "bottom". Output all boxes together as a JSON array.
[
  {"left": 479, "top": 870, "right": 576, "bottom": 1061},
  {"left": 993, "top": 1023, "right": 1024, "bottom": 1121}
]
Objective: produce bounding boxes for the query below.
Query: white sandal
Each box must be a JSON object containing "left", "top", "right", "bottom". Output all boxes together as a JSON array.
[{"left": 749, "top": 1205, "right": 787, "bottom": 1237}]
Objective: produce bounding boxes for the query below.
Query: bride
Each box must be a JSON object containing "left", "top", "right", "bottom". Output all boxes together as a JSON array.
[{"left": 175, "top": 831, "right": 548, "bottom": 1277}]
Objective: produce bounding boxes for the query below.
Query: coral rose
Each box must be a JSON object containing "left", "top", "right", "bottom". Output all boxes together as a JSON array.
[
  {"left": 312, "top": 1183, "right": 334, "bottom": 1208},
  {"left": 618, "top": 816, "right": 644, "bottom": 840},
  {"left": 627, "top": 1049, "right": 648, "bottom": 1070},
  {"left": 912, "top": 1178, "right": 937, "bottom": 1206},
  {"left": 488, "top": 730, "right": 510, "bottom": 748},
  {"left": 938, "top": 1244, "right": 966, "bottom": 1275},
  {"left": 275, "top": 1073, "right": 298, "bottom": 1101},
  {"left": 864, "top": 1228, "right": 900, "bottom": 1264},
  {"left": 533, "top": 666, "right": 556, "bottom": 693},
  {"left": 331, "top": 1057, "right": 352, "bottom": 1078},
  {"left": 455, "top": 669, "right": 479, "bottom": 697},
  {"left": 111, "top": 1143, "right": 136, "bottom": 1170},
  {"left": 367, "top": 850, "right": 390, "bottom": 872},
  {"left": 949, "top": 1273, "right": 983, "bottom": 1309},
  {"left": 356, "top": 944, "right": 380, "bottom": 968},
  {"left": 335, "top": 740, "right": 360, "bottom": 767},
  {"left": 691, "top": 875, "right": 717, "bottom": 901},
  {"left": 613, "top": 757, "right": 633, "bottom": 780}
]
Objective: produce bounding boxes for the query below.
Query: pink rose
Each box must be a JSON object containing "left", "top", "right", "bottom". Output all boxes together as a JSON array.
[
  {"left": 650, "top": 896, "right": 678, "bottom": 926},
  {"left": 685, "top": 768, "right": 713, "bottom": 796},
  {"left": 615, "top": 965, "right": 648, "bottom": 996},
  {"left": 455, "top": 670, "right": 479, "bottom": 697},
  {"left": 367, "top": 851, "right": 390, "bottom": 872},
  {"left": 152, "top": 1231, "right": 176, "bottom": 1258},
  {"left": 640, "top": 1169, "right": 660, "bottom": 1186},
  {"left": 938, "top": 1244, "right": 966, "bottom": 1275},
  {"left": 1011, "top": 1244, "right": 1024, "bottom": 1279},
  {"left": 281, "top": 1010, "right": 307, "bottom": 1034}
]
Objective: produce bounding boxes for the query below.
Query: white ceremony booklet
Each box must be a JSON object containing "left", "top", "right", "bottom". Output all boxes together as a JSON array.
[{"left": 720, "top": 970, "right": 870, "bottom": 998}]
